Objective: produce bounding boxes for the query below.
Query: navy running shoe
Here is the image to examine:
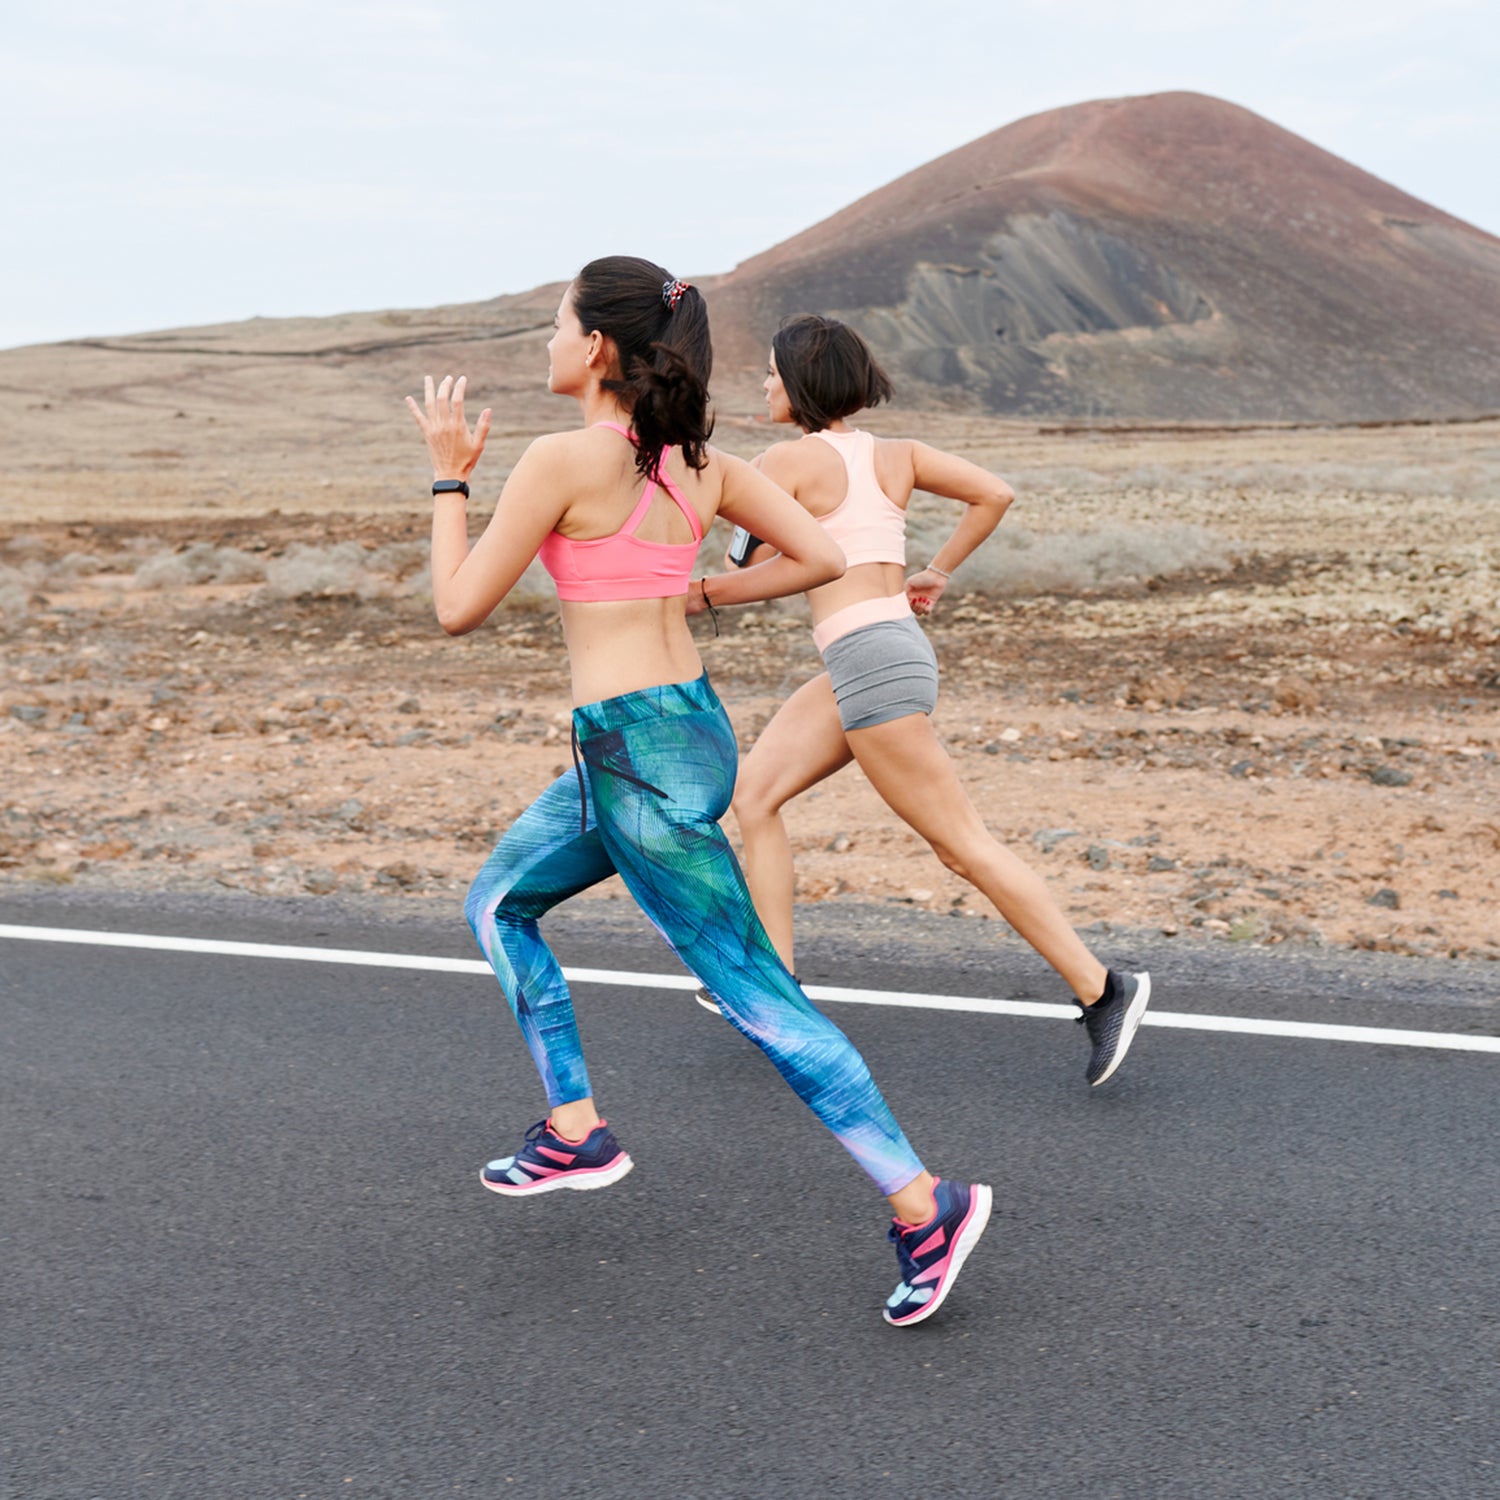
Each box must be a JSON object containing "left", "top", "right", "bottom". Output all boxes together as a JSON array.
[
  {"left": 1076, "top": 969, "right": 1152, "bottom": 1086},
  {"left": 480, "top": 1118, "right": 634, "bottom": 1196},
  {"left": 884, "top": 1178, "right": 993, "bottom": 1327}
]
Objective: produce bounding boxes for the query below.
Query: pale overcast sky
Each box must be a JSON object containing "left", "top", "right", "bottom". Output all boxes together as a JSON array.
[{"left": 2, "top": 0, "right": 1496, "bottom": 350}]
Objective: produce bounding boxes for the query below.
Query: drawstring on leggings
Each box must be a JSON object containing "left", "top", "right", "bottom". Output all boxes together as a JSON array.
[{"left": 570, "top": 722, "right": 669, "bottom": 834}]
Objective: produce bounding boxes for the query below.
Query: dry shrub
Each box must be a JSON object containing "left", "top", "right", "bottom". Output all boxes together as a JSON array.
[
  {"left": 262, "top": 542, "right": 377, "bottom": 599},
  {"left": 51, "top": 552, "right": 106, "bottom": 581},
  {"left": 1273, "top": 675, "right": 1320, "bottom": 713},
  {"left": 1023, "top": 457, "right": 1500, "bottom": 500},
  {"left": 134, "top": 543, "right": 267, "bottom": 590},
  {"left": 906, "top": 513, "right": 1235, "bottom": 596},
  {"left": 0, "top": 564, "right": 30, "bottom": 616},
  {"left": 366, "top": 542, "right": 428, "bottom": 582},
  {"left": 1126, "top": 673, "right": 1188, "bottom": 708}
]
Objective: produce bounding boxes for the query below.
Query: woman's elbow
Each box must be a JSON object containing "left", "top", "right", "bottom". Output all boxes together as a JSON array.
[
  {"left": 434, "top": 598, "right": 482, "bottom": 636},
  {"left": 811, "top": 540, "right": 846, "bottom": 586},
  {"left": 986, "top": 482, "right": 1015, "bottom": 520}
]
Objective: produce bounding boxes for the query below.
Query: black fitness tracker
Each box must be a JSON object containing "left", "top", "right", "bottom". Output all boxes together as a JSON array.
[{"left": 432, "top": 479, "right": 470, "bottom": 498}]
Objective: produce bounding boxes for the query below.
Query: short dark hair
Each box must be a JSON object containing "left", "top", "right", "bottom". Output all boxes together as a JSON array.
[
  {"left": 571, "top": 255, "right": 714, "bottom": 480},
  {"left": 771, "top": 314, "right": 893, "bottom": 432}
]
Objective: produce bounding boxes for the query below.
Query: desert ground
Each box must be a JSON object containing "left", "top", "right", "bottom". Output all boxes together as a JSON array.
[{"left": 3, "top": 377, "right": 1497, "bottom": 963}]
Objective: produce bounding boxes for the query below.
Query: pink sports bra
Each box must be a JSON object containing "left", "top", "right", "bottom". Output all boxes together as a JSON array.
[
  {"left": 809, "top": 428, "right": 906, "bottom": 567},
  {"left": 538, "top": 422, "right": 704, "bottom": 602}
]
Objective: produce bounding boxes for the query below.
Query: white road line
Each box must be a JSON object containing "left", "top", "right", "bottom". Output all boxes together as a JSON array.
[{"left": 2, "top": 923, "right": 1497, "bottom": 1055}]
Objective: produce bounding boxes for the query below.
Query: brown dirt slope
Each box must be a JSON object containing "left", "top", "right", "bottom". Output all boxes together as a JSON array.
[{"left": 706, "top": 91, "right": 1500, "bottom": 421}]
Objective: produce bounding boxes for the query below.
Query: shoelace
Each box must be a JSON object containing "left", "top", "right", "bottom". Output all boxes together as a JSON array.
[
  {"left": 887, "top": 1220, "right": 927, "bottom": 1281},
  {"left": 1077, "top": 995, "right": 1112, "bottom": 1029}
]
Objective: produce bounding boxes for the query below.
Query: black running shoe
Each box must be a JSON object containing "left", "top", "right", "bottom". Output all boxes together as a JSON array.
[{"left": 1076, "top": 970, "right": 1152, "bottom": 1086}]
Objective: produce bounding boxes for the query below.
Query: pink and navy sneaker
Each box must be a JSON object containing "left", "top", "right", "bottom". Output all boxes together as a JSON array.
[
  {"left": 883, "top": 1177, "right": 993, "bottom": 1326},
  {"left": 480, "top": 1118, "right": 634, "bottom": 1197}
]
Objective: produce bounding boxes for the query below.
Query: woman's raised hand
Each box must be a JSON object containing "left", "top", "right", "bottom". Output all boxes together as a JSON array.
[{"left": 406, "top": 374, "right": 493, "bottom": 481}]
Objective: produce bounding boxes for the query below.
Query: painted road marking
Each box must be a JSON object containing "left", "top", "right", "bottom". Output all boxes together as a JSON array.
[{"left": 2, "top": 923, "right": 1496, "bottom": 1055}]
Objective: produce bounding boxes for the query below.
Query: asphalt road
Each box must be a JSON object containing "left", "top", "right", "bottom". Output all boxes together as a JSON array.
[{"left": 2, "top": 889, "right": 1496, "bottom": 1500}]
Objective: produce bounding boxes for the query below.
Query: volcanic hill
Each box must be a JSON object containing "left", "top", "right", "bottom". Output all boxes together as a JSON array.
[
  {"left": 5, "top": 90, "right": 1499, "bottom": 450},
  {"left": 707, "top": 91, "right": 1500, "bottom": 421}
]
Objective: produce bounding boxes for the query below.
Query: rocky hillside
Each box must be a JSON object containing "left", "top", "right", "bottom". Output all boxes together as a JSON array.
[{"left": 705, "top": 91, "right": 1500, "bottom": 421}]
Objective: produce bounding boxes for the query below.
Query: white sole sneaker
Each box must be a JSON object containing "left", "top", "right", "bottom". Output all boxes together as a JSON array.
[
  {"left": 480, "top": 1153, "right": 635, "bottom": 1196},
  {"left": 1089, "top": 970, "right": 1152, "bottom": 1087},
  {"left": 884, "top": 1182, "right": 994, "bottom": 1327}
]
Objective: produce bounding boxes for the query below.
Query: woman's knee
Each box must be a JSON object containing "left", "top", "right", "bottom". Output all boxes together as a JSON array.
[
  {"left": 463, "top": 873, "right": 494, "bottom": 937},
  {"left": 730, "top": 773, "right": 782, "bottom": 829},
  {"left": 465, "top": 865, "right": 523, "bottom": 937},
  {"left": 926, "top": 829, "right": 988, "bottom": 885}
]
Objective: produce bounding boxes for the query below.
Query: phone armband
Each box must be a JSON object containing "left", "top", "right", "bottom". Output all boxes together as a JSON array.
[{"left": 727, "top": 526, "right": 763, "bottom": 568}]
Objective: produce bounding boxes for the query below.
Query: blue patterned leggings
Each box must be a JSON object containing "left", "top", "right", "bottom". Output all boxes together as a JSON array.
[{"left": 464, "top": 673, "right": 924, "bottom": 1196}]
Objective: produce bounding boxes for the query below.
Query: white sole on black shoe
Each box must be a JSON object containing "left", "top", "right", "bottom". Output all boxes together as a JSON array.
[{"left": 1090, "top": 971, "right": 1152, "bottom": 1087}]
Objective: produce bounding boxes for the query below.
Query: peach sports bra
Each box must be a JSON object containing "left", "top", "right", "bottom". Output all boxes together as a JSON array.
[
  {"left": 809, "top": 428, "right": 906, "bottom": 567},
  {"left": 538, "top": 422, "right": 703, "bottom": 602}
]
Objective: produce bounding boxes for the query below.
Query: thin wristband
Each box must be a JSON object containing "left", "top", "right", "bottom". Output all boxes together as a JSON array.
[
  {"left": 927, "top": 562, "right": 953, "bottom": 579},
  {"left": 432, "top": 479, "right": 469, "bottom": 498},
  {"left": 699, "top": 577, "right": 720, "bottom": 637}
]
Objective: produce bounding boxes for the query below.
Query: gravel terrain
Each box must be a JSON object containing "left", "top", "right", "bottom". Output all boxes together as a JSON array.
[{"left": 5, "top": 413, "right": 1496, "bottom": 962}]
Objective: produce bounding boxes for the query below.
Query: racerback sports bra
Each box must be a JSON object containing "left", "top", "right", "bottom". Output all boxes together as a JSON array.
[
  {"left": 809, "top": 428, "right": 906, "bottom": 567},
  {"left": 538, "top": 422, "right": 703, "bottom": 602}
]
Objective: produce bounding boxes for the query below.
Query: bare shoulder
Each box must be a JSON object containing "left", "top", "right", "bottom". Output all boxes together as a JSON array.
[
  {"left": 870, "top": 433, "right": 919, "bottom": 497},
  {"left": 695, "top": 443, "right": 735, "bottom": 491},
  {"left": 876, "top": 432, "right": 918, "bottom": 459},
  {"left": 763, "top": 432, "right": 841, "bottom": 483},
  {"left": 519, "top": 428, "right": 592, "bottom": 471},
  {"left": 530, "top": 424, "right": 645, "bottom": 486}
]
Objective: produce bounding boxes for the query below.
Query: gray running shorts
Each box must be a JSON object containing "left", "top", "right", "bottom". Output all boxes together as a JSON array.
[{"left": 820, "top": 617, "right": 940, "bottom": 732}]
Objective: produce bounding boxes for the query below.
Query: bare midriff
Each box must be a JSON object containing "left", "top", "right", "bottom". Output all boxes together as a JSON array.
[
  {"left": 808, "top": 560, "right": 907, "bottom": 629},
  {"left": 559, "top": 596, "right": 704, "bottom": 708}
]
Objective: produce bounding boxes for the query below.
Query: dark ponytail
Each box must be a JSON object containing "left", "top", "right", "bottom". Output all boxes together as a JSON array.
[
  {"left": 771, "top": 314, "right": 893, "bottom": 433},
  {"left": 570, "top": 255, "right": 714, "bottom": 480}
]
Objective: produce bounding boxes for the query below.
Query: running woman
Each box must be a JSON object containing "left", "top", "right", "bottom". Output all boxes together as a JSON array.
[
  {"left": 405, "top": 260, "right": 990, "bottom": 1326},
  {"left": 689, "top": 314, "right": 1150, "bottom": 1085}
]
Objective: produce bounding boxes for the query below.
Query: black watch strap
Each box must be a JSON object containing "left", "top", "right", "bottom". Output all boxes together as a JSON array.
[{"left": 432, "top": 479, "right": 470, "bottom": 498}]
